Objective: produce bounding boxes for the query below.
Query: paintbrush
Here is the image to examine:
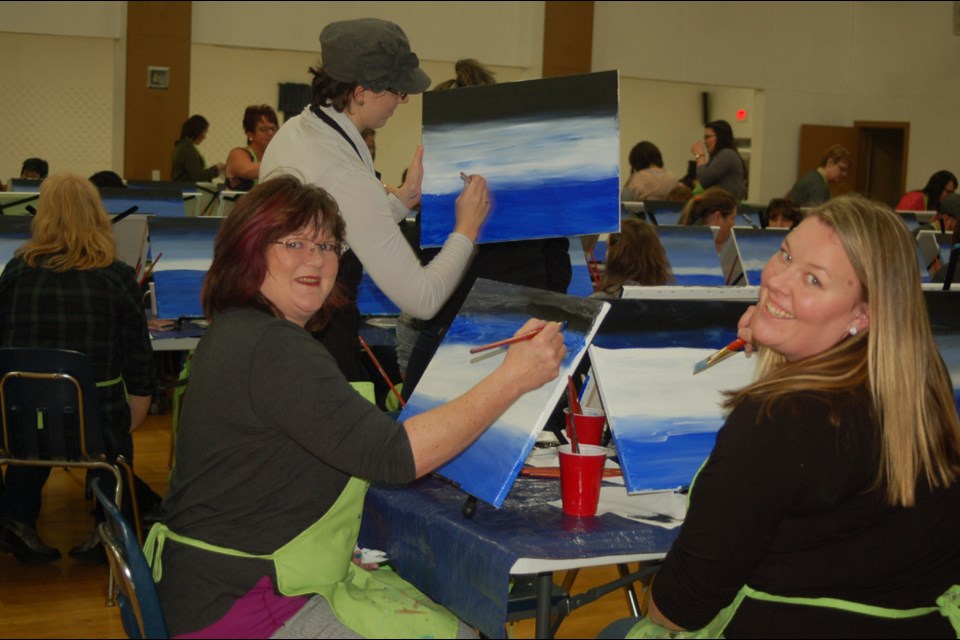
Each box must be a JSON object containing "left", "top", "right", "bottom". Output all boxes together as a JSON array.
[
  {"left": 468, "top": 321, "right": 565, "bottom": 355},
  {"left": 358, "top": 335, "right": 405, "bottom": 408},
  {"left": 566, "top": 376, "right": 581, "bottom": 453},
  {"left": 138, "top": 252, "right": 163, "bottom": 287},
  {"left": 693, "top": 337, "right": 747, "bottom": 375}
]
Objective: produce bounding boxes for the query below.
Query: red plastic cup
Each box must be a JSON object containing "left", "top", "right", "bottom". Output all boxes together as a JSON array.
[
  {"left": 563, "top": 408, "right": 606, "bottom": 446},
  {"left": 558, "top": 444, "right": 607, "bottom": 516}
]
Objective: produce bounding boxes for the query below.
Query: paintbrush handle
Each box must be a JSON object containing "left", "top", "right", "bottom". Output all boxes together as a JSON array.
[
  {"left": 358, "top": 336, "right": 405, "bottom": 408},
  {"left": 566, "top": 377, "right": 581, "bottom": 453},
  {"left": 469, "top": 326, "right": 544, "bottom": 354}
]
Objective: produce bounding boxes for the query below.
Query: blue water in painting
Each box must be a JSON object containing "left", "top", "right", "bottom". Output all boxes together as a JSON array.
[
  {"left": 357, "top": 273, "right": 399, "bottom": 315},
  {"left": 612, "top": 425, "right": 719, "bottom": 492},
  {"left": 153, "top": 270, "right": 204, "bottom": 318},
  {"left": 420, "top": 177, "right": 620, "bottom": 247},
  {"left": 399, "top": 295, "right": 603, "bottom": 507}
]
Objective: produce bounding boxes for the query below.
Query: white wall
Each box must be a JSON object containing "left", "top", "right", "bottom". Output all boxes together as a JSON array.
[
  {"left": 0, "top": 32, "right": 117, "bottom": 181},
  {"left": 2, "top": 1, "right": 959, "bottom": 202},
  {"left": 595, "top": 1, "right": 960, "bottom": 201}
]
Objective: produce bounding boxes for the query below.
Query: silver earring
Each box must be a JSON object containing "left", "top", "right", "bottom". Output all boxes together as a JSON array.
[{"left": 849, "top": 326, "right": 858, "bottom": 336}]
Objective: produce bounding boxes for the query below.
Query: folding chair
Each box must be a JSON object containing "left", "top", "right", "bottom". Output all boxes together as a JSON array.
[{"left": 94, "top": 477, "right": 169, "bottom": 638}]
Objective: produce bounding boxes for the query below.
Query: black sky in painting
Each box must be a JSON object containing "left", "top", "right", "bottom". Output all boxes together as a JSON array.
[{"left": 423, "top": 70, "right": 619, "bottom": 127}]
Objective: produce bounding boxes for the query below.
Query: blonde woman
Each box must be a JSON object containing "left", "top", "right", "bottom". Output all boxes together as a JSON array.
[
  {"left": 0, "top": 174, "right": 155, "bottom": 565},
  {"left": 604, "top": 196, "right": 960, "bottom": 637}
]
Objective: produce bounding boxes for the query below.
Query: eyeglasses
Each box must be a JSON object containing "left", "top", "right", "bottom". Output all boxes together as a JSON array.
[
  {"left": 273, "top": 239, "right": 345, "bottom": 258},
  {"left": 386, "top": 88, "right": 408, "bottom": 100},
  {"left": 257, "top": 125, "right": 278, "bottom": 134},
  {"left": 704, "top": 134, "right": 716, "bottom": 141}
]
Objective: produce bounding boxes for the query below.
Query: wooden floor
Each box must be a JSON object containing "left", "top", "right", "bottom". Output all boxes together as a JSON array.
[{"left": 0, "top": 410, "right": 642, "bottom": 639}]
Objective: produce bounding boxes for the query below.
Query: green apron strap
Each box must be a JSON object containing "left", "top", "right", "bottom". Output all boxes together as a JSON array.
[
  {"left": 742, "top": 584, "right": 940, "bottom": 619},
  {"left": 96, "top": 374, "right": 124, "bottom": 388},
  {"left": 624, "top": 589, "right": 747, "bottom": 638},
  {"left": 144, "top": 521, "right": 276, "bottom": 583},
  {"left": 96, "top": 374, "right": 129, "bottom": 401}
]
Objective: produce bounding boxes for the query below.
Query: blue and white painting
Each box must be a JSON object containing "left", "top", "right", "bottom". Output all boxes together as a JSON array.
[
  {"left": 419, "top": 71, "right": 621, "bottom": 248},
  {"left": 357, "top": 272, "right": 400, "bottom": 316},
  {"left": 566, "top": 236, "right": 596, "bottom": 297},
  {"left": 149, "top": 218, "right": 221, "bottom": 319},
  {"left": 0, "top": 216, "right": 32, "bottom": 274},
  {"left": 400, "top": 279, "right": 610, "bottom": 507},
  {"left": 655, "top": 226, "right": 726, "bottom": 286},
  {"left": 732, "top": 228, "right": 788, "bottom": 286},
  {"left": 934, "top": 332, "right": 960, "bottom": 416},
  {"left": 589, "top": 345, "right": 755, "bottom": 493}
]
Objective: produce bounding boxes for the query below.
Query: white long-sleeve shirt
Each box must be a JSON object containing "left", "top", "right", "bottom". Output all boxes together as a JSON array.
[{"left": 260, "top": 105, "right": 473, "bottom": 319}]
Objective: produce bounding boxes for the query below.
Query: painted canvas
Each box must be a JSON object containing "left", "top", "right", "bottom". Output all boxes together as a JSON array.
[
  {"left": 357, "top": 272, "right": 400, "bottom": 316},
  {"left": 400, "top": 279, "right": 610, "bottom": 507},
  {"left": 655, "top": 226, "right": 726, "bottom": 286},
  {"left": 149, "top": 218, "right": 222, "bottom": 319},
  {"left": 419, "top": 71, "right": 621, "bottom": 247},
  {"left": 0, "top": 216, "right": 32, "bottom": 275},
  {"left": 589, "top": 345, "right": 755, "bottom": 493},
  {"left": 731, "top": 228, "right": 787, "bottom": 286}
]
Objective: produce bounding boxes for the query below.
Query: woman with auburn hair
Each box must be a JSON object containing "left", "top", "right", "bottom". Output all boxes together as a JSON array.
[
  {"left": 602, "top": 195, "right": 960, "bottom": 638},
  {"left": 678, "top": 186, "right": 738, "bottom": 252},
  {"left": 592, "top": 218, "right": 674, "bottom": 298},
  {"left": 0, "top": 174, "right": 155, "bottom": 565},
  {"left": 224, "top": 104, "right": 279, "bottom": 191},
  {"left": 151, "top": 175, "right": 564, "bottom": 638}
]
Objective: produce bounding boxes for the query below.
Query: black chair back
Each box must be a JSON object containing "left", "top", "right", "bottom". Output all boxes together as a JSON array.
[{"left": 0, "top": 348, "right": 105, "bottom": 461}]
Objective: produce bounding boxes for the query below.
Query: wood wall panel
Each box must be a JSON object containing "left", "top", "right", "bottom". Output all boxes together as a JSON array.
[
  {"left": 542, "top": 1, "right": 593, "bottom": 78},
  {"left": 124, "top": 1, "right": 191, "bottom": 181}
]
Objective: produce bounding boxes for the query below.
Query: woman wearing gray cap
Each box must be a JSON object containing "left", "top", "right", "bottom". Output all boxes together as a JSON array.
[{"left": 261, "top": 18, "right": 490, "bottom": 379}]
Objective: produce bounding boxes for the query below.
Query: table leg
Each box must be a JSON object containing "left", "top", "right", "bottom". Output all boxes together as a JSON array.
[
  {"left": 617, "top": 563, "right": 641, "bottom": 617},
  {"left": 535, "top": 571, "right": 554, "bottom": 638}
]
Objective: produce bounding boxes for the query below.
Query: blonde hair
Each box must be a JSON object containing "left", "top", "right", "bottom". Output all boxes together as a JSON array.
[
  {"left": 17, "top": 173, "right": 116, "bottom": 271},
  {"left": 725, "top": 195, "right": 960, "bottom": 506}
]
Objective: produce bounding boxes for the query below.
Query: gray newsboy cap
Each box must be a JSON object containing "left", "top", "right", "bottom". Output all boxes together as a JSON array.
[{"left": 320, "top": 18, "right": 431, "bottom": 94}]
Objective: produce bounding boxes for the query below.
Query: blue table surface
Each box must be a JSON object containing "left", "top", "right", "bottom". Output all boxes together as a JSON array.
[{"left": 359, "top": 474, "right": 677, "bottom": 638}]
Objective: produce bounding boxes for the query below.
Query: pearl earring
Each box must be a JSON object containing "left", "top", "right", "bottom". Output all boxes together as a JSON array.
[{"left": 849, "top": 326, "right": 858, "bottom": 336}]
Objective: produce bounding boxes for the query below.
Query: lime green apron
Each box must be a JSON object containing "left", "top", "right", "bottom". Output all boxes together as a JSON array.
[
  {"left": 625, "top": 458, "right": 960, "bottom": 638},
  {"left": 625, "top": 584, "right": 960, "bottom": 638},
  {"left": 144, "top": 476, "right": 458, "bottom": 638}
]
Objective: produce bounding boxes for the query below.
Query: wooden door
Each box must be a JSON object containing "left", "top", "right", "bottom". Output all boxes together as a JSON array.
[{"left": 854, "top": 120, "right": 910, "bottom": 208}]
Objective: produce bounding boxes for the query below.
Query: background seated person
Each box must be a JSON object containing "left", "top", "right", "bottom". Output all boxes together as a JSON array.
[
  {"left": 224, "top": 104, "right": 278, "bottom": 191},
  {"left": 620, "top": 141, "right": 680, "bottom": 202},
  {"left": 678, "top": 187, "right": 738, "bottom": 252},
  {"left": 151, "top": 176, "right": 565, "bottom": 638},
  {"left": 786, "top": 144, "right": 850, "bottom": 207},
  {"left": 171, "top": 115, "right": 224, "bottom": 182},
  {"left": 932, "top": 193, "right": 960, "bottom": 233},
  {"left": 19, "top": 157, "right": 48, "bottom": 181},
  {"left": 763, "top": 197, "right": 802, "bottom": 229},
  {"left": 591, "top": 218, "right": 674, "bottom": 299},
  {"left": 897, "top": 169, "right": 958, "bottom": 212},
  {"left": 690, "top": 120, "right": 746, "bottom": 200},
  {"left": 0, "top": 174, "right": 155, "bottom": 565}
]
